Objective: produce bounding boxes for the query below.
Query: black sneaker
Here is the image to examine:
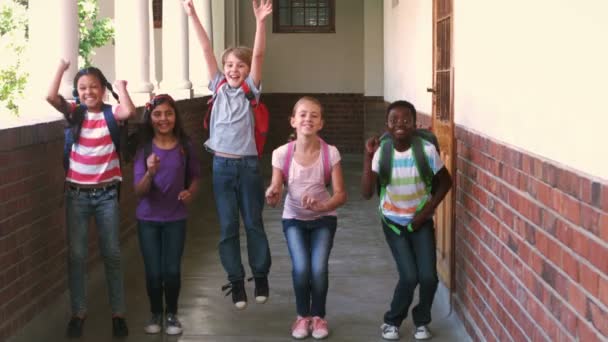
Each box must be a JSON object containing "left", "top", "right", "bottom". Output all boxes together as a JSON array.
[
  {"left": 66, "top": 316, "right": 85, "bottom": 338},
  {"left": 221, "top": 280, "right": 247, "bottom": 309},
  {"left": 248, "top": 276, "right": 269, "bottom": 303},
  {"left": 112, "top": 316, "right": 129, "bottom": 337}
]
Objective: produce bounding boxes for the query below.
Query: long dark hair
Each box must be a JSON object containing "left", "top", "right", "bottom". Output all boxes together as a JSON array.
[
  {"left": 66, "top": 67, "right": 119, "bottom": 143},
  {"left": 140, "top": 94, "right": 189, "bottom": 149}
]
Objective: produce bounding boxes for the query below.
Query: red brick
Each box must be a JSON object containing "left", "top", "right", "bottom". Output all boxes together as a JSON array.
[
  {"left": 579, "top": 262, "right": 599, "bottom": 297},
  {"left": 581, "top": 204, "right": 601, "bottom": 237},
  {"left": 561, "top": 251, "right": 579, "bottom": 283},
  {"left": 568, "top": 284, "right": 587, "bottom": 318},
  {"left": 599, "top": 276, "right": 608, "bottom": 307},
  {"left": 588, "top": 299, "right": 608, "bottom": 337},
  {"left": 586, "top": 238, "right": 608, "bottom": 274},
  {"left": 600, "top": 213, "right": 608, "bottom": 243},
  {"left": 601, "top": 184, "right": 608, "bottom": 212}
]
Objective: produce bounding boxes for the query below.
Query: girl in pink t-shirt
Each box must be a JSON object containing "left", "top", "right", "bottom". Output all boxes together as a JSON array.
[{"left": 266, "top": 96, "right": 347, "bottom": 340}]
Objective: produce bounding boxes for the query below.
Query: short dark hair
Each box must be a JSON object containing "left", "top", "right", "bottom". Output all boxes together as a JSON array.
[{"left": 386, "top": 100, "right": 417, "bottom": 126}]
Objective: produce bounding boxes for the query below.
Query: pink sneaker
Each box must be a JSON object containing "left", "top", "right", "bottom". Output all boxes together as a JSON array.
[
  {"left": 291, "top": 316, "right": 311, "bottom": 339},
  {"left": 311, "top": 316, "right": 329, "bottom": 339}
]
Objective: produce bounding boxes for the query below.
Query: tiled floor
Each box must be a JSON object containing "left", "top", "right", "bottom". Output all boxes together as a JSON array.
[{"left": 9, "top": 155, "right": 470, "bottom": 342}]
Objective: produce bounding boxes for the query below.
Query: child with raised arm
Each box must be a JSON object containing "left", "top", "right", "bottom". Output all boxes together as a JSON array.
[
  {"left": 133, "top": 94, "right": 201, "bottom": 335},
  {"left": 361, "top": 100, "right": 452, "bottom": 341},
  {"left": 46, "top": 59, "right": 136, "bottom": 338},
  {"left": 266, "top": 97, "right": 347, "bottom": 340},
  {"left": 183, "top": 0, "right": 272, "bottom": 310}
]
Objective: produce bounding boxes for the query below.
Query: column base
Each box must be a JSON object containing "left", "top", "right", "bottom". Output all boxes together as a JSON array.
[
  {"left": 130, "top": 92, "right": 153, "bottom": 107},
  {"left": 192, "top": 87, "right": 212, "bottom": 98},
  {"left": 157, "top": 88, "right": 193, "bottom": 101}
]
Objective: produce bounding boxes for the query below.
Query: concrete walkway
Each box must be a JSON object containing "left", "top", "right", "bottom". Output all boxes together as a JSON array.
[{"left": 9, "top": 155, "right": 470, "bottom": 342}]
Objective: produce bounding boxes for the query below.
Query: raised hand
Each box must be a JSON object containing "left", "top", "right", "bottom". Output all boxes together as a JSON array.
[
  {"left": 253, "top": 0, "right": 272, "bottom": 22},
  {"left": 182, "top": 0, "right": 195, "bottom": 16},
  {"left": 146, "top": 153, "right": 160, "bottom": 176},
  {"left": 59, "top": 59, "right": 70, "bottom": 72},
  {"left": 265, "top": 184, "right": 282, "bottom": 207},
  {"left": 365, "top": 136, "right": 380, "bottom": 156},
  {"left": 113, "top": 80, "right": 127, "bottom": 91}
]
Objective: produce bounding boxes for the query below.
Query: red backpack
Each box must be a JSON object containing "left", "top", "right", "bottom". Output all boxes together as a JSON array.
[{"left": 204, "top": 79, "right": 269, "bottom": 157}]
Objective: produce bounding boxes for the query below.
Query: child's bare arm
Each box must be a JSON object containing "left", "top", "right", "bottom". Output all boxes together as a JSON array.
[
  {"left": 113, "top": 80, "right": 136, "bottom": 120},
  {"left": 265, "top": 167, "right": 284, "bottom": 207},
  {"left": 409, "top": 167, "right": 453, "bottom": 230},
  {"left": 183, "top": 0, "right": 219, "bottom": 79},
  {"left": 46, "top": 59, "right": 71, "bottom": 114},
  {"left": 310, "top": 163, "right": 347, "bottom": 212},
  {"left": 361, "top": 136, "right": 380, "bottom": 199},
  {"left": 250, "top": 0, "right": 272, "bottom": 88}
]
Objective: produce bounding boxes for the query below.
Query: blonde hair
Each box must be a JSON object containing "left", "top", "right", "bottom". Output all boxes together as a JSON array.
[
  {"left": 221, "top": 46, "right": 253, "bottom": 68},
  {"left": 288, "top": 96, "right": 324, "bottom": 142}
]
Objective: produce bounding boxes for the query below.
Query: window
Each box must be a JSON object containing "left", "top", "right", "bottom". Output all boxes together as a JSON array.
[{"left": 273, "top": 0, "right": 335, "bottom": 33}]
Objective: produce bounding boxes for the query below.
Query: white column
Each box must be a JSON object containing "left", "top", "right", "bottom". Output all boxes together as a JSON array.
[
  {"left": 149, "top": 0, "right": 160, "bottom": 91},
  {"left": 28, "top": 0, "right": 78, "bottom": 100},
  {"left": 115, "top": 0, "right": 153, "bottom": 105},
  {"left": 160, "top": 0, "right": 193, "bottom": 100},
  {"left": 189, "top": 0, "right": 213, "bottom": 96}
]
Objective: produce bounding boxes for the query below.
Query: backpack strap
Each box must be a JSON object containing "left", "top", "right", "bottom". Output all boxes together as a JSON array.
[
  {"left": 411, "top": 137, "right": 433, "bottom": 193},
  {"left": 182, "top": 142, "right": 191, "bottom": 189},
  {"left": 240, "top": 81, "right": 258, "bottom": 107},
  {"left": 204, "top": 78, "right": 229, "bottom": 130},
  {"left": 102, "top": 104, "right": 121, "bottom": 156},
  {"left": 378, "top": 136, "right": 393, "bottom": 191},
  {"left": 282, "top": 141, "right": 296, "bottom": 184}
]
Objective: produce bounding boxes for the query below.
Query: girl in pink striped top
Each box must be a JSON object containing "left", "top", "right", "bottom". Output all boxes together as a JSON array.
[{"left": 46, "top": 59, "right": 136, "bottom": 338}]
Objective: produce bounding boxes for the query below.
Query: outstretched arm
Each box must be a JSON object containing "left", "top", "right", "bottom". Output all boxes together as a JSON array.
[
  {"left": 113, "top": 80, "right": 136, "bottom": 120},
  {"left": 409, "top": 167, "right": 452, "bottom": 230},
  {"left": 46, "top": 59, "right": 71, "bottom": 115},
  {"left": 250, "top": 0, "right": 272, "bottom": 88},
  {"left": 183, "top": 0, "right": 219, "bottom": 79},
  {"left": 303, "top": 163, "right": 347, "bottom": 212},
  {"left": 265, "top": 167, "right": 284, "bottom": 207}
]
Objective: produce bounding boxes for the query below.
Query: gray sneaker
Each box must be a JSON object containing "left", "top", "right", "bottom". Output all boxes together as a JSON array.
[
  {"left": 381, "top": 323, "right": 400, "bottom": 340},
  {"left": 144, "top": 313, "right": 162, "bottom": 334},
  {"left": 165, "top": 313, "right": 183, "bottom": 335}
]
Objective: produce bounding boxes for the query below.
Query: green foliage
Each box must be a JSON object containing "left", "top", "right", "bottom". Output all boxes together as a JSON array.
[
  {"left": 78, "top": 0, "right": 114, "bottom": 68},
  {"left": 0, "top": 0, "right": 28, "bottom": 116}
]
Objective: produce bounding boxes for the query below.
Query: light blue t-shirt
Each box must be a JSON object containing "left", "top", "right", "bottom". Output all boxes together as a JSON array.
[{"left": 204, "top": 72, "right": 260, "bottom": 156}]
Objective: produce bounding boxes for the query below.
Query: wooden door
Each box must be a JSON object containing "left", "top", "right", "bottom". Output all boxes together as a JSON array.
[{"left": 430, "top": 0, "right": 455, "bottom": 290}]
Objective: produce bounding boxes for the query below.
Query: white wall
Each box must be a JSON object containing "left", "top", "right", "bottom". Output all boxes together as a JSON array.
[
  {"left": 453, "top": 0, "right": 608, "bottom": 179},
  {"left": 384, "top": 0, "right": 607, "bottom": 179},
  {"left": 383, "top": 0, "right": 433, "bottom": 114},
  {"left": 364, "top": 0, "right": 384, "bottom": 96},
  {"left": 91, "top": 0, "right": 115, "bottom": 82},
  {"left": 238, "top": 0, "right": 365, "bottom": 93}
]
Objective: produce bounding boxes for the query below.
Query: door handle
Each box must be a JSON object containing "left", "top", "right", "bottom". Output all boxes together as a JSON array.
[{"left": 427, "top": 87, "right": 436, "bottom": 93}]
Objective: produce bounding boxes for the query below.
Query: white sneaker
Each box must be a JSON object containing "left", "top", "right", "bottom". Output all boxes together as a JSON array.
[
  {"left": 381, "top": 323, "right": 400, "bottom": 340},
  {"left": 143, "top": 313, "right": 162, "bottom": 334},
  {"left": 414, "top": 325, "right": 432, "bottom": 340},
  {"left": 165, "top": 313, "right": 183, "bottom": 335}
]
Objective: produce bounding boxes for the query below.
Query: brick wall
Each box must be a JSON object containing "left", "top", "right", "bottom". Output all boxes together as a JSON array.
[
  {"left": 0, "top": 98, "right": 207, "bottom": 341},
  {"left": 451, "top": 123, "right": 608, "bottom": 341},
  {"left": 262, "top": 93, "right": 366, "bottom": 154}
]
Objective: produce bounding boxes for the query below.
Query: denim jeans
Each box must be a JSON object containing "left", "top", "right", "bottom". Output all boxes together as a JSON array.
[
  {"left": 283, "top": 216, "right": 337, "bottom": 318},
  {"left": 65, "top": 187, "right": 126, "bottom": 316},
  {"left": 137, "top": 219, "right": 186, "bottom": 315},
  {"left": 382, "top": 218, "right": 438, "bottom": 327},
  {"left": 212, "top": 155, "right": 271, "bottom": 282}
]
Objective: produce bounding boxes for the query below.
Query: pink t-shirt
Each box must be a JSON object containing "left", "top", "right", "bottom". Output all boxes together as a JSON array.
[{"left": 271, "top": 142, "right": 341, "bottom": 220}]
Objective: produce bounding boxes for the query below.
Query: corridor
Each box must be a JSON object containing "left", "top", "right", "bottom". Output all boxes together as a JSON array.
[{"left": 9, "top": 155, "right": 470, "bottom": 342}]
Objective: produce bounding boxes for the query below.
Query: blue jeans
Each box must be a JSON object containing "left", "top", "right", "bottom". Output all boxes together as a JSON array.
[
  {"left": 138, "top": 220, "right": 186, "bottom": 315},
  {"left": 212, "top": 155, "right": 271, "bottom": 282},
  {"left": 65, "top": 187, "right": 126, "bottom": 316},
  {"left": 283, "top": 216, "right": 337, "bottom": 318},
  {"left": 382, "top": 219, "right": 438, "bottom": 327}
]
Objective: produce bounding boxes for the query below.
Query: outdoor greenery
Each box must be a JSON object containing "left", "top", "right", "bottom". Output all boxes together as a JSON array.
[{"left": 0, "top": 0, "right": 114, "bottom": 116}]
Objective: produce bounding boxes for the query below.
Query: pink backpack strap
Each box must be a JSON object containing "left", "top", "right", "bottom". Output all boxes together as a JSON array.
[
  {"left": 282, "top": 141, "right": 296, "bottom": 183},
  {"left": 319, "top": 138, "right": 331, "bottom": 185}
]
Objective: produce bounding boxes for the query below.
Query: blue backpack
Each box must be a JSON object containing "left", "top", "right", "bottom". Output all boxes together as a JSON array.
[{"left": 63, "top": 104, "right": 122, "bottom": 172}]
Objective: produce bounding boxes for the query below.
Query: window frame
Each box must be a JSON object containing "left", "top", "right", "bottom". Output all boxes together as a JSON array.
[{"left": 272, "top": 0, "right": 336, "bottom": 34}]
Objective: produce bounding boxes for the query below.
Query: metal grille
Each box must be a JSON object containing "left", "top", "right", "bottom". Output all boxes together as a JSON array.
[{"left": 274, "top": 0, "right": 335, "bottom": 33}]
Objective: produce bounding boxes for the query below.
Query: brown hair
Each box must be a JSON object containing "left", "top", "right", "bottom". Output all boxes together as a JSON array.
[
  {"left": 221, "top": 46, "right": 253, "bottom": 68},
  {"left": 288, "top": 96, "right": 324, "bottom": 141}
]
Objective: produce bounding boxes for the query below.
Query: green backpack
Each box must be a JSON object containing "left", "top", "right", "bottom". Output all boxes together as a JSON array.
[{"left": 377, "top": 129, "right": 440, "bottom": 234}]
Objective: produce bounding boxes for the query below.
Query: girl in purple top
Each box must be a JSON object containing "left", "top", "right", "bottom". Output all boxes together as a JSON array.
[{"left": 133, "top": 94, "right": 201, "bottom": 335}]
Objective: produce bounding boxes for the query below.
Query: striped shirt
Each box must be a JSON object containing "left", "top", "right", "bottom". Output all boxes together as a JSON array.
[
  {"left": 371, "top": 140, "right": 444, "bottom": 226},
  {"left": 66, "top": 105, "right": 122, "bottom": 184}
]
